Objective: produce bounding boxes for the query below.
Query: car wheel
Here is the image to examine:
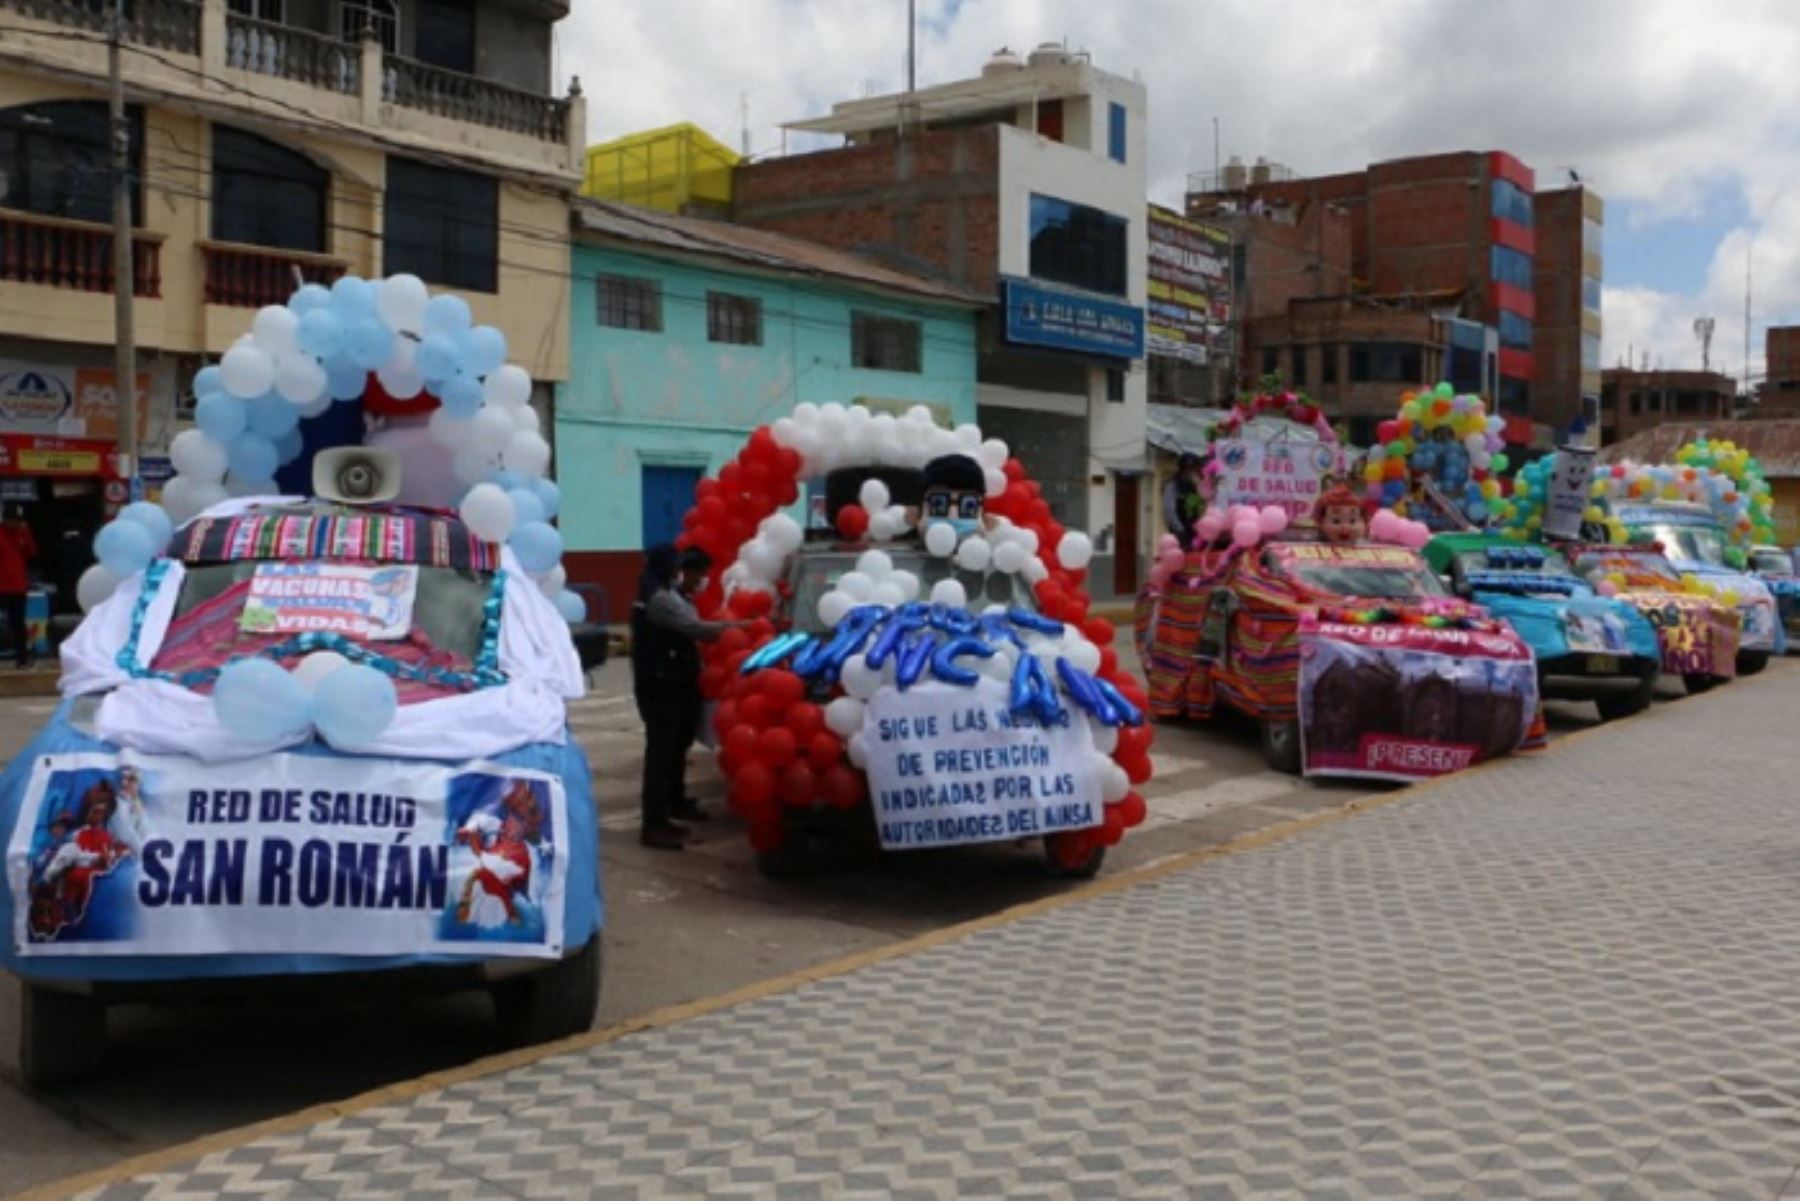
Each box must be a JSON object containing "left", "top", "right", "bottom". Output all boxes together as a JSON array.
[
  {"left": 1683, "top": 673, "right": 1721, "bottom": 695},
  {"left": 1738, "top": 651, "right": 1769, "bottom": 676},
  {"left": 1260, "top": 718, "right": 1303, "bottom": 775},
  {"left": 493, "top": 936, "right": 602, "bottom": 1047},
  {"left": 1043, "top": 837, "right": 1106, "bottom": 880},
  {"left": 1595, "top": 675, "right": 1656, "bottom": 721},
  {"left": 19, "top": 983, "right": 105, "bottom": 1089}
]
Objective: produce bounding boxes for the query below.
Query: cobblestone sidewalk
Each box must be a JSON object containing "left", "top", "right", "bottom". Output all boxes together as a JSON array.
[{"left": 42, "top": 667, "right": 1800, "bottom": 1200}]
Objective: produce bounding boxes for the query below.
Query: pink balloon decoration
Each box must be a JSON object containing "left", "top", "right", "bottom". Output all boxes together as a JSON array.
[
  {"left": 1401, "top": 520, "right": 1431, "bottom": 550},
  {"left": 1197, "top": 513, "right": 1225, "bottom": 543},
  {"left": 1159, "top": 546, "right": 1185, "bottom": 573},
  {"left": 1597, "top": 579, "right": 1620, "bottom": 597},
  {"left": 1258, "top": 506, "right": 1289, "bottom": 536},
  {"left": 1150, "top": 562, "right": 1175, "bottom": 590},
  {"left": 1368, "top": 510, "right": 1399, "bottom": 542},
  {"left": 1156, "top": 533, "right": 1180, "bottom": 555},
  {"left": 1232, "top": 519, "right": 1260, "bottom": 549}
]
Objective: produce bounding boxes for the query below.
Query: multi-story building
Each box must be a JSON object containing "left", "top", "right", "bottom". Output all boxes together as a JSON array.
[
  {"left": 0, "top": 0, "right": 584, "bottom": 554},
  {"left": 1757, "top": 327, "right": 1800, "bottom": 419},
  {"left": 1532, "top": 186, "right": 1604, "bottom": 444},
  {"left": 732, "top": 45, "right": 1150, "bottom": 594},
  {"left": 1599, "top": 368, "right": 1735, "bottom": 446},
  {"left": 1145, "top": 204, "right": 1232, "bottom": 409}
]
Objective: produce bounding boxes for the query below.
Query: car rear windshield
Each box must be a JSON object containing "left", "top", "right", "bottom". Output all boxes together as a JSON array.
[
  {"left": 1631, "top": 522, "right": 1727, "bottom": 567},
  {"left": 1281, "top": 561, "right": 1446, "bottom": 601},
  {"left": 1455, "top": 549, "right": 1584, "bottom": 585},
  {"left": 789, "top": 551, "right": 1036, "bottom": 634},
  {"left": 1751, "top": 550, "right": 1791, "bottom": 574}
]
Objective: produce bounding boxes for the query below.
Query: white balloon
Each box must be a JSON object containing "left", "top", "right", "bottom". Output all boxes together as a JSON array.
[
  {"left": 817, "top": 589, "right": 854, "bottom": 627},
  {"left": 771, "top": 416, "right": 799, "bottom": 447},
  {"left": 837, "top": 571, "right": 875, "bottom": 601},
  {"left": 870, "top": 581, "right": 905, "bottom": 608},
  {"left": 984, "top": 469, "right": 1007, "bottom": 499},
  {"left": 762, "top": 513, "right": 804, "bottom": 553},
  {"left": 1058, "top": 531, "right": 1095, "bottom": 571},
  {"left": 252, "top": 305, "right": 299, "bottom": 354},
  {"left": 296, "top": 390, "right": 332, "bottom": 419},
  {"left": 1013, "top": 526, "right": 1041, "bottom": 554},
  {"left": 226, "top": 473, "right": 277, "bottom": 497},
  {"left": 187, "top": 481, "right": 229, "bottom": 517},
  {"left": 924, "top": 522, "right": 958, "bottom": 557},
  {"left": 291, "top": 650, "right": 351, "bottom": 695},
  {"left": 470, "top": 406, "right": 516, "bottom": 454},
  {"left": 1092, "top": 719, "right": 1120, "bottom": 756},
  {"left": 484, "top": 364, "right": 533, "bottom": 408},
  {"left": 1062, "top": 636, "right": 1103, "bottom": 675},
  {"left": 1021, "top": 556, "right": 1050, "bottom": 584},
  {"left": 741, "top": 538, "right": 786, "bottom": 581},
  {"left": 537, "top": 563, "right": 567, "bottom": 597},
  {"left": 511, "top": 404, "right": 542, "bottom": 435},
  {"left": 856, "top": 550, "right": 893, "bottom": 577},
  {"left": 868, "top": 512, "right": 902, "bottom": 541},
  {"left": 953, "top": 421, "right": 981, "bottom": 447},
  {"left": 376, "top": 352, "right": 424, "bottom": 401},
  {"left": 76, "top": 564, "right": 121, "bottom": 612},
  {"left": 978, "top": 651, "right": 1012, "bottom": 682},
  {"left": 459, "top": 482, "right": 517, "bottom": 542},
  {"left": 955, "top": 537, "right": 992, "bottom": 573},
  {"left": 978, "top": 438, "right": 1010, "bottom": 470},
  {"left": 453, "top": 447, "right": 500, "bottom": 485},
  {"left": 503, "top": 430, "right": 552, "bottom": 479},
  {"left": 170, "top": 429, "right": 229, "bottom": 483},
  {"left": 892, "top": 570, "right": 921, "bottom": 602},
  {"left": 992, "top": 541, "right": 1028, "bottom": 574},
  {"left": 1102, "top": 762, "right": 1131, "bottom": 803},
  {"left": 847, "top": 732, "right": 869, "bottom": 769},
  {"left": 219, "top": 344, "right": 274, "bottom": 399},
  {"left": 275, "top": 354, "right": 326, "bottom": 405},
  {"left": 429, "top": 407, "right": 473, "bottom": 449},
  {"left": 841, "top": 654, "right": 882, "bottom": 700},
  {"left": 858, "top": 478, "right": 891, "bottom": 512},
  {"left": 377, "top": 274, "right": 429, "bottom": 334},
  {"left": 929, "top": 578, "right": 967, "bottom": 609},
  {"left": 823, "top": 696, "right": 866, "bottom": 738}
]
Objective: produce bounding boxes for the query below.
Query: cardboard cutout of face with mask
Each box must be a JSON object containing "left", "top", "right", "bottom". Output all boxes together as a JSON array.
[{"left": 918, "top": 454, "right": 988, "bottom": 540}]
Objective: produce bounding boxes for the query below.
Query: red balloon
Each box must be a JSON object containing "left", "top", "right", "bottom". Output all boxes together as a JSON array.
[
  {"left": 1098, "top": 647, "right": 1120, "bottom": 678},
  {"left": 805, "top": 730, "right": 841, "bottom": 769},
  {"left": 1119, "top": 751, "right": 1152, "bottom": 786},
  {"left": 1376, "top": 420, "right": 1400, "bottom": 444},
  {"left": 1115, "top": 792, "right": 1148, "bottom": 828},
  {"left": 747, "top": 820, "right": 784, "bottom": 854},
  {"left": 1034, "top": 581, "right": 1064, "bottom": 611},
  {"left": 1097, "top": 807, "right": 1126, "bottom": 846},
  {"left": 1003, "top": 458, "right": 1026, "bottom": 482},
  {"left": 757, "top": 726, "right": 798, "bottom": 767},
  {"left": 759, "top": 669, "right": 805, "bottom": 711},
  {"left": 787, "top": 702, "right": 825, "bottom": 739},
  {"left": 746, "top": 618, "right": 775, "bottom": 646},
  {"left": 696, "top": 496, "right": 728, "bottom": 527},
  {"left": 738, "top": 694, "right": 772, "bottom": 729},
  {"left": 1083, "top": 618, "right": 1117, "bottom": 647},
  {"left": 718, "top": 627, "right": 751, "bottom": 659},
  {"left": 734, "top": 762, "right": 776, "bottom": 808},
  {"left": 699, "top": 666, "right": 726, "bottom": 699},
  {"left": 820, "top": 764, "right": 864, "bottom": 810},
  {"left": 711, "top": 700, "right": 739, "bottom": 739},
  {"left": 718, "top": 462, "right": 743, "bottom": 496},
  {"left": 1045, "top": 829, "right": 1096, "bottom": 870},
  {"left": 723, "top": 723, "right": 758, "bottom": 765},
  {"left": 743, "top": 463, "right": 773, "bottom": 495},
  {"left": 836, "top": 504, "right": 870, "bottom": 540},
  {"left": 779, "top": 761, "right": 816, "bottom": 807},
  {"left": 1001, "top": 483, "right": 1032, "bottom": 512},
  {"left": 1118, "top": 724, "right": 1154, "bottom": 758},
  {"left": 778, "top": 448, "right": 803, "bottom": 478}
]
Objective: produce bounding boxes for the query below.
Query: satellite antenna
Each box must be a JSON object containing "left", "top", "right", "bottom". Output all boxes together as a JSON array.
[{"left": 1694, "top": 316, "right": 1716, "bottom": 371}]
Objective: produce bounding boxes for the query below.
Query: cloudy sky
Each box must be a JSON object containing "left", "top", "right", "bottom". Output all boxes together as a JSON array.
[{"left": 560, "top": 0, "right": 1800, "bottom": 383}]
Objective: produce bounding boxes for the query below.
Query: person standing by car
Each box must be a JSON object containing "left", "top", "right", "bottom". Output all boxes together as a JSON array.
[
  {"left": 1162, "top": 453, "right": 1202, "bottom": 549},
  {"left": 632, "top": 545, "right": 727, "bottom": 850},
  {"left": 0, "top": 504, "right": 38, "bottom": 668}
]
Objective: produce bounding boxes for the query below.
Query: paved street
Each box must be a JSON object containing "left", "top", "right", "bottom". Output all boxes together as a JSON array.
[{"left": 0, "top": 639, "right": 1677, "bottom": 1196}]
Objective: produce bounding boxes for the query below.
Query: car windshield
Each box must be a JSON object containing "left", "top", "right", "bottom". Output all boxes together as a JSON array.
[
  {"left": 1751, "top": 549, "right": 1791, "bottom": 575},
  {"left": 788, "top": 548, "right": 1037, "bottom": 634},
  {"left": 1573, "top": 550, "right": 1684, "bottom": 589},
  {"left": 151, "top": 561, "right": 494, "bottom": 701},
  {"left": 1632, "top": 521, "right": 1728, "bottom": 567},
  {"left": 1276, "top": 558, "right": 1447, "bottom": 601},
  {"left": 1454, "top": 548, "right": 1586, "bottom": 590}
]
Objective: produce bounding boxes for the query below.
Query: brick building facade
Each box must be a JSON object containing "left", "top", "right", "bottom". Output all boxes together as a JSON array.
[{"left": 1600, "top": 369, "right": 1735, "bottom": 446}]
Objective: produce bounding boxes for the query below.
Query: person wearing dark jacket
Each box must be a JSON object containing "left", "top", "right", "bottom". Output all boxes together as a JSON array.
[
  {"left": 631, "top": 545, "right": 728, "bottom": 850},
  {"left": 0, "top": 505, "right": 38, "bottom": 668}
]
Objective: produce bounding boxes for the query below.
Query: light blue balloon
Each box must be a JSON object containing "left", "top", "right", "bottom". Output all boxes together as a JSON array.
[
  {"left": 196, "top": 392, "right": 248, "bottom": 443},
  {"left": 554, "top": 589, "right": 587, "bottom": 624},
  {"left": 297, "top": 308, "right": 345, "bottom": 359},
  {"left": 330, "top": 275, "right": 376, "bottom": 319},
  {"left": 311, "top": 663, "right": 398, "bottom": 747},
  {"left": 423, "top": 293, "right": 473, "bottom": 337},
  {"left": 214, "top": 659, "right": 313, "bottom": 743},
  {"left": 248, "top": 393, "right": 300, "bottom": 439},
  {"left": 440, "top": 374, "right": 483, "bottom": 417},
  {"left": 492, "top": 469, "right": 523, "bottom": 492},
  {"left": 193, "top": 365, "right": 223, "bottom": 398},
  {"left": 117, "top": 501, "right": 173, "bottom": 553},
  {"left": 275, "top": 427, "right": 304, "bottom": 465},
  {"left": 345, "top": 318, "right": 394, "bottom": 370},
  {"left": 94, "top": 519, "right": 154, "bottom": 576},
  {"left": 289, "top": 283, "right": 332, "bottom": 316},
  {"left": 507, "top": 488, "right": 546, "bottom": 527},
  {"left": 325, "top": 356, "right": 367, "bottom": 403},
  {"left": 510, "top": 521, "right": 563, "bottom": 574},
  {"left": 417, "top": 333, "right": 460, "bottom": 381},
  {"left": 461, "top": 325, "right": 507, "bottom": 376},
  {"left": 229, "top": 433, "right": 279, "bottom": 482},
  {"left": 531, "top": 478, "right": 561, "bottom": 520}
]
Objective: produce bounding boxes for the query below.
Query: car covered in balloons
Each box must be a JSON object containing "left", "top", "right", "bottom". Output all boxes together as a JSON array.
[
  {"left": 1140, "top": 529, "right": 1541, "bottom": 780},
  {"left": 676, "top": 410, "right": 1155, "bottom": 881},
  {"left": 1563, "top": 542, "right": 1742, "bottom": 694},
  {"left": 1423, "top": 533, "right": 1661, "bottom": 721},
  {"left": 1747, "top": 543, "right": 1800, "bottom": 643}
]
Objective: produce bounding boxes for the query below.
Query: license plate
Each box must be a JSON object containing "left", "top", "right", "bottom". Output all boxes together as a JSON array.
[{"left": 1586, "top": 655, "right": 1620, "bottom": 675}]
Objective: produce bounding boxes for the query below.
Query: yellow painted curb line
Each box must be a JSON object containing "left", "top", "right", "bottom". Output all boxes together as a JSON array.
[{"left": 15, "top": 671, "right": 1773, "bottom": 1201}]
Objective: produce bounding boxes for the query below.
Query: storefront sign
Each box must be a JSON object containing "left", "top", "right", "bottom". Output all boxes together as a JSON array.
[
  {"left": 863, "top": 680, "right": 1103, "bottom": 851},
  {"left": 0, "top": 435, "right": 115, "bottom": 479},
  {"left": 1002, "top": 278, "right": 1145, "bottom": 360},
  {"left": 242, "top": 562, "right": 418, "bottom": 641},
  {"left": 1298, "top": 618, "right": 1537, "bottom": 783},
  {"left": 0, "top": 359, "right": 148, "bottom": 441},
  {"left": 1147, "top": 208, "right": 1230, "bottom": 365},
  {"left": 1542, "top": 446, "right": 1596, "bottom": 540},
  {"left": 1211, "top": 439, "right": 1337, "bottom": 518},
  {"left": 8, "top": 753, "right": 568, "bottom": 959}
]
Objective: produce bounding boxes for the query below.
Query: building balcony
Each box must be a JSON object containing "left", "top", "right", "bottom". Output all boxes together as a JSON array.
[
  {"left": 201, "top": 240, "right": 347, "bottom": 308},
  {"left": 0, "top": 209, "right": 162, "bottom": 298}
]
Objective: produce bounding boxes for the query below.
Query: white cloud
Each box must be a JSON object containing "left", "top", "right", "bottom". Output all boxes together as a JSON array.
[{"left": 560, "top": 0, "right": 1800, "bottom": 378}]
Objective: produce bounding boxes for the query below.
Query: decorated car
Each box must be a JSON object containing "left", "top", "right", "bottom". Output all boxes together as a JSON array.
[
  {"left": 1748, "top": 544, "right": 1800, "bottom": 642},
  {"left": 2, "top": 275, "right": 597, "bottom": 1087},
  {"left": 676, "top": 407, "right": 1153, "bottom": 880},
  {"left": 1423, "top": 533, "right": 1661, "bottom": 721},
  {"left": 1564, "top": 543, "right": 1741, "bottom": 693}
]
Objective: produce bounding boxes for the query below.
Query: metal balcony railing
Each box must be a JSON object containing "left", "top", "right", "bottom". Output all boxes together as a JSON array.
[
  {"left": 201, "top": 240, "right": 347, "bottom": 308},
  {"left": 224, "top": 12, "right": 359, "bottom": 94},
  {"left": 384, "top": 53, "right": 570, "bottom": 143},
  {"left": 0, "top": 0, "right": 200, "bottom": 52},
  {"left": 0, "top": 209, "right": 162, "bottom": 298}
]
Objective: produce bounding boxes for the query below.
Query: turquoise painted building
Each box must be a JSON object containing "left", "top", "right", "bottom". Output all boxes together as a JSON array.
[{"left": 557, "top": 200, "right": 981, "bottom": 605}]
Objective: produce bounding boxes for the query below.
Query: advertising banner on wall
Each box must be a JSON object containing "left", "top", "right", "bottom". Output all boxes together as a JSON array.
[
  {"left": 0, "top": 359, "right": 151, "bottom": 442},
  {"left": 1147, "top": 207, "right": 1231, "bottom": 365}
]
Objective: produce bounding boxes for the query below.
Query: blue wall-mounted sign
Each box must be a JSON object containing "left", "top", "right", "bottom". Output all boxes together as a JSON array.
[{"left": 1002, "top": 278, "right": 1145, "bottom": 360}]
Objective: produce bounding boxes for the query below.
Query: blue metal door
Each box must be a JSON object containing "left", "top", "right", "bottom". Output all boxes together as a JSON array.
[{"left": 641, "top": 466, "right": 702, "bottom": 549}]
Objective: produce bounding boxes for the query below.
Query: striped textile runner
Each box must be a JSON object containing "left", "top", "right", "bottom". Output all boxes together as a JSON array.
[{"left": 173, "top": 508, "right": 498, "bottom": 571}]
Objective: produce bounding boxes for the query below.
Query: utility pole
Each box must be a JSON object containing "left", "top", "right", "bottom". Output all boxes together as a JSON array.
[
  {"left": 906, "top": 0, "right": 916, "bottom": 95},
  {"left": 109, "top": 0, "right": 140, "bottom": 502},
  {"left": 1743, "top": 242, "right": 1753, "bottom": 403}
]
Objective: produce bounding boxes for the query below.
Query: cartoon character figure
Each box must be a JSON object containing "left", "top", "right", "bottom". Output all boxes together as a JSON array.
[
  {"left": 1314, "top": 485, "right": 1370, "bottom": 545},
  {"left": 914, "top": 454, "right": 989, "bottom": 542},
  {"left": 366, "top": 568, "right": 411, "bottom": 635},
  {"left": 453, "top": 781, "right": 542, "bottom": 930},
  {"left": 29, "top": 779, "right": 132, "bottom": 941}
]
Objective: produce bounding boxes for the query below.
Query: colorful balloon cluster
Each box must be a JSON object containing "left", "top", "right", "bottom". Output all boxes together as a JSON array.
[
  {"left": 1364, "top": 382, "right": 1512, "bottom": 525},
  {"left": 1499, "top": 455, "right": 1626, "bottom": 544},
  {"left": 210, "top": 654, "right": 399, "bottom": 748},
  {"left": 1670, "top": 439, "right": 1776, "bottom": 548}
]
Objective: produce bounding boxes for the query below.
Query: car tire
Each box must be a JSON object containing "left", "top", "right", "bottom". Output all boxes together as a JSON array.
[
  {"left": 1683, "top": 673, "right": 1721, "bottom": 695},
  {"left": 1260, "top": 718, "right": 1303, "bottom": 775},
  {"left": 19, "top": 983, "right": 105, "bottom": 1089},
  {"left": 1738, "top": 651, "right": 1770, "bottom": 677},
  {"left": 1043, "top": 838, "right": 1106, "bottom": 880},
  {"left": 1595, "top": 675, "right": 1657, "bottom": 722},
  {"left": 492, "top": 936, "right": 602, "bottom": 1047}
]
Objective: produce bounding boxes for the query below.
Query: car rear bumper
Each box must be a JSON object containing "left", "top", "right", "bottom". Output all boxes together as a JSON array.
[{"left": 1536, "top": 654, "right": 1659, "bottom": 700}]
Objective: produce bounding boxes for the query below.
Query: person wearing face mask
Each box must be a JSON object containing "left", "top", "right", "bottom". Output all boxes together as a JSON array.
[{"left": 916, "top": 454, "right": 990, "bottom": 542}]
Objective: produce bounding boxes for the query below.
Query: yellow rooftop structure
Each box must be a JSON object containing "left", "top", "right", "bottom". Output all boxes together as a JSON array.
[{"left": 581, "top": 123, "right": 741, "bottom": 215}]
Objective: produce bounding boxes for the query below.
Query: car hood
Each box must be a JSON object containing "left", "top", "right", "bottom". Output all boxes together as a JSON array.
[{"left": 1470, "top": 590, "right": 1660, "bottom": 663}]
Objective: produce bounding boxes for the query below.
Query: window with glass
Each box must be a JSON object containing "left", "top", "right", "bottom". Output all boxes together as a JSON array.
[
  {"left": 1029, "top": 194, "right": 1128, "bottom": 297},
  {"left": 1107, "top": 102, "right": 1127, "bottom": 164},
  {"left": 0, "top": 100, "right": 142, "bottom": 225},
  {"left": 597, "top": 275, "right": 662, "bottom": 332},
  {"left": 1497, "top": 375, "right": 1531, "bottom": 415},
  {"left": 383, "top": 157, "right": 497, "bottom": 292},
  {"left": 851, "top": 312, "right": 921, "bottom": 372},
  {"left": 212, "top": 127, "right": 328, "bottom": 253},
  {"left": 1498, "top": 310, "right": 1533, "bottom": 351},
  {"left": 1582, "top": 215, "right": 1603, "bottom": 254},
  {"left": 339, "top": 0, "right": 399, "bottom": 51},
  {"left": 1491, "top": 245, "right": 1532, "bottom": 291},
  {"left": 415, "top": 0, "right": 475, "bottom": 74},
  {"left": 227, "top": 0, "right": 286, "bottom": 19},
  {"left": 1348, "top": 342, "right": 1422, "bottom": 384},
  {"left": 1582, "top": 274, "right": 1602, "bottom": 314},
  {"left": 1581, "top": 332, "right": 1601, "bottom": 372},
  {"left": 1290, "top": 345, "right": 1307, "bottom": 386},
  {"left": 706, "top": 292, "right": 761, "bottom": 345},
  {"left": 1490, "top": 178, "right": 1534, "bottom": 227},
  {"left": 1105, "top": 367, "right": 1125, "bottom": 403},
  {"left": 1321, "top": 343, "right": 1339, "bottom": 385}
]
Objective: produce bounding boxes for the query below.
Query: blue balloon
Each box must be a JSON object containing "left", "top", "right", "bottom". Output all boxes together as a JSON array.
[
  {"left": 196, "top": 392, "right": 248, "bottom": 443},
  {"left": 440, "top": 374, "right": 483, "bottom": 417},
  {"left": 311, "top": 663, "right": 398, "bottom": 748},
  {"left": 330, "top": 275, "right": 376, "bottom": 319},
  {"left": 117, "top": 501, "right": 173, "bottom": 553},
  {"left": 531, "top": 477, "right": 561, "bottom": 520},
  {"left": 193, "top": 365, "right": 223, "bottom": 398},
  {"left": 214, "top": 659, "right": 312, "bottom": 744},
  {"left": 325, "top": 356, "right": 368, "bottom": 402},
  {"left": 229, "top": 433, "right": 280, "bottom": 482},
  {"left": 896, "top": 630, "right": 938, "bottom": 690},
  {"left": 492, "top": 469, "right": 524, "bottom": 492},
  {"left": 94, "top": 519, "right": 154, "bottom": 576},
  {"left": 506, "top": 488, "right": 546, "bottom": 527},
  {"left": 931, "top": 636, "right": 995, "bottom": 686},
  {"left": 554, "top": 589, "right": 587, "bottom": 624},
  {"left": 275, "top": 427, "right": 304, "bottom": 465},
  {"left": 297, "top": 308, "right": 345, "bottom": 359},
  {"left": 289, "top": 283, "right": 332, "bottom": 316},
  {"left": 424, "top": 293, "right": 473, "bottom": 337},
  {"left": 509, "top": 521, "right": 563, "bottom": 574},
  {"left": 248, "top": 393, "right": 300, "bottom": 439},
  {"left": 417, "top": 332, "right": 460, "bottom": 381},
  {"left": 345, "top": 318, "right": 394, "bottom": 370},
  {"left": 461, "top": 325, "right": 507, "bottom": 376}
]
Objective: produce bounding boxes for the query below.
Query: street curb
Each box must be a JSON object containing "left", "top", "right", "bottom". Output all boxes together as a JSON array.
[
  {"left": 17, "top": 668, "right": 1783, "bottom": 1201},
  {"left": 0, "top": 672, "right": 61, "bottom": 700}
]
